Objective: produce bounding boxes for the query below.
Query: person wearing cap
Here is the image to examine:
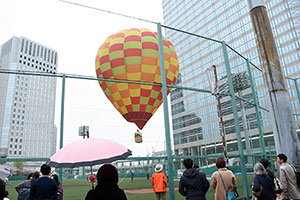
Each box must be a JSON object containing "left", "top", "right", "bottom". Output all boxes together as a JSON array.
[{"left": 152, "top": 164, "right": 167, "bottom": 200}]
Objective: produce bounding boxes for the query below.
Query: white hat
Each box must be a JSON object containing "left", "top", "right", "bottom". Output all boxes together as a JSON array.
[{"left": 155, "top": 164, "right": 163, "bottom": 172}]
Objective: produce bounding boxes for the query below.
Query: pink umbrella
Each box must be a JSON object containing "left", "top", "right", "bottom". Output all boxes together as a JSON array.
[{"left": 47, "top": 138, "right": 132, "bottom": 168}]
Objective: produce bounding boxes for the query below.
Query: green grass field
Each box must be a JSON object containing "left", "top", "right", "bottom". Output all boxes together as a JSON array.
[{"left": 5, "top": 174, "right": 254, "bottom": 200}]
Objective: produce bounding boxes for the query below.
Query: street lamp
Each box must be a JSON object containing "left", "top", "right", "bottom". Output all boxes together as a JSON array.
[
  {"left": 223, "top": 72, "right": 253, "bottom": 165},
  {"left": 79, "top": 126, "right": 89, "bottom": 139},
  {"left": 78, "top": 125, "right": 89, "bottom": 176},
  {"left": 207, "top": 68, "right": 253, "bottom": 165}
]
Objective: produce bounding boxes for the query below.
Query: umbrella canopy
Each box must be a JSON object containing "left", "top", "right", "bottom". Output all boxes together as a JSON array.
[
  {"left": 0, "top": 165, "right": 10, "bottom": 180},
  {"left": 47, "top": 138, "right": 132, "bottom": 168}
]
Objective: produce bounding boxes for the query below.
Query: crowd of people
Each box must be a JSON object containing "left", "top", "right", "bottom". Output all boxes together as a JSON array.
[
  {"left": 177, "top": 154, "right": 300, "bottom": 200},
  {"left": 0, "top": 164, "right": 62, "bottom": 200},
  {"left": 0, "top": 153, "right": 299, "bottom": 200}
]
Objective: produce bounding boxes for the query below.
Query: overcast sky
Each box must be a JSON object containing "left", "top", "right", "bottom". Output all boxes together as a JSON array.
[{"left": 0, "top": 0, "right": 174, "bottom": 156}]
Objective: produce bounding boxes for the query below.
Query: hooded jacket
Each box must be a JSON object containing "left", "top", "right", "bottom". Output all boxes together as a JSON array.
[
  {"left": 179, "top": 168, "right": 209, "bottom": 200},
  {"left": 85, "top": 182, "right": 127, "bottom": 200}
]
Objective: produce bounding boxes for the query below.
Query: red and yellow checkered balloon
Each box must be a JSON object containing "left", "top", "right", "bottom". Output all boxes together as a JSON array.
[{"left": 95, "top": 28, "right": 179, "bottom": 130}]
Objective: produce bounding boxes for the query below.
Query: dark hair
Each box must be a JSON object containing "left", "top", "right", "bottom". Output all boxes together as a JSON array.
[
  {"left": 40, "top": 164, "right": 51, "bottom": 175},
  {"left": 31, "top": 172, "right": 40, "bottom": 184},
  {"left": 26, "top": 173, "right": 33, "bottom": 180},
  {"left": 215, "top": 157, "right": 226, "bottom": 169},
  {"left": 277, "top": 154, "right": 287, "bottom": 162},
  {"left": 4, "top": 190, "right": 8, "bottom": 197},
  {"left": 193, "top": 164, "right": 199, "bottom": 169},
  {"left": 260, "top": 158, "right": 269, "bottom": 169},
  {"left": 97, "top": 164, "right": 118, "bottom": 184},
  {"left": 52, "top": 174, "right": 60, "bottom": 186},
  {"left": 183, "top": 159, "right": 193, "bottom": 169}
]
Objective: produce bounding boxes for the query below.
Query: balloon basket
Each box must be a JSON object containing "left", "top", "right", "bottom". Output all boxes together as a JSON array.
[{"left": 134, "top": 135, "right": 143, "bottom": 143}]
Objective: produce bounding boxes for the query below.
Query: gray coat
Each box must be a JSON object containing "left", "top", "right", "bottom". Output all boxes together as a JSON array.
[{"left": 279, "top": 163, "right": 300, "bottom": 199}]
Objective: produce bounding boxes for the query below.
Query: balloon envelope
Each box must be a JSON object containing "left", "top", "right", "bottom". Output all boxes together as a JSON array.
[{"left": 95, "top": 28, "right": 179, "bottom": 129}]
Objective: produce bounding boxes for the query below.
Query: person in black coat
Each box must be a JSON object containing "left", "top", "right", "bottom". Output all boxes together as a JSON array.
[
  {"left": 85, "top": 164, "right": 127, "bottom": 200},
  {"left": 260, "top": 158, "right": 276, "bottom": 188},
  {"left": 179, "top": 159, "right": 209, "bottom": 200},
  {"left": 0, "top": 178, "right": 5, "bottom": 200},
  {"left": 252, "top": 163, "right": 276, "bottom": 200}
]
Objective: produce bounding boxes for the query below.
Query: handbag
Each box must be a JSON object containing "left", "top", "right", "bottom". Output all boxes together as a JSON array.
[
  {"left": 218, "top": 171, "right": 237, "bottom": 200},
  {"left": 233, "top": 188, "right": 239, "bottom": 197},
  {"left": 274, "top": 177, "right": 282, "bottom": 194},
  {"left": 253, "top": 176, "right": 265, "bottom": 198}
]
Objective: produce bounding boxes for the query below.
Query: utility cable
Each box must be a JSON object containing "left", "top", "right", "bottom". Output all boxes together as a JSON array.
[
  {"left": 0, "top": 16, "right": 15, "bottom": 36},
  {"left": 58, "top": 0, "right": 157, "bottom": 25}
]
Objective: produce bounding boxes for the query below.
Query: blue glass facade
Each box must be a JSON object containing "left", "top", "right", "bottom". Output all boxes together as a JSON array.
[{"left": 162, "top": 0, "right": 300, "bottom": 158}]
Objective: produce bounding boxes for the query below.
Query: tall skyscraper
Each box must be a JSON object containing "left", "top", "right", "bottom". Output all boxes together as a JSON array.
[
  {"left": 0, "top": 37, "right": 58, "bottom": 158},
  {"left": 162, "top": 0, "right": 300, "bottom": 162}
]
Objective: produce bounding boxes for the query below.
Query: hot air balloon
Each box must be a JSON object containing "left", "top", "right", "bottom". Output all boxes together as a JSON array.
[{"left": 95, "top": 28, "right": 179, "bottom": 130}]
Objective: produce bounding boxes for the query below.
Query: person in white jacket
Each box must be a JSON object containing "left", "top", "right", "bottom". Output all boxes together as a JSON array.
[{"left": 277, "top": 153, "right": 300, "bottom": 199}]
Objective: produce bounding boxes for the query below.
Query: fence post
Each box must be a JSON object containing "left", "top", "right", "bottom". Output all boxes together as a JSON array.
[
  {"left": 294, "top": 79, "right": 300, "bottom": 107},
  {"left": 246, "top": 59, "right": 266, "bottom": 157},
  {"left": 222, "top": 41, "right": 249, "bottom": 198},
  {"left": 157, "top": 22, "right": 175, "bottom": 200},
  {"left": 59, "top": 74, "right": 66, "bottom": 183}
]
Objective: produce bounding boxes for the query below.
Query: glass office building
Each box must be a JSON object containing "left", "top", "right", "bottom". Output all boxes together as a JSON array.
[
  {"left": 162, "top": 0, "right": 300, "bottom": 163},
  {"left": 0, "top": 37, "right": 58, "bottom": 158}
]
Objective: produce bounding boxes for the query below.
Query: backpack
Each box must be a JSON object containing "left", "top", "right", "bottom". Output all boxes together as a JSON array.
[
  {"left": 291, "top": 164, "right": 300, "bottom": 188},
  {"left": 17, "top": 188, "right": 31, "bottom": 200}
]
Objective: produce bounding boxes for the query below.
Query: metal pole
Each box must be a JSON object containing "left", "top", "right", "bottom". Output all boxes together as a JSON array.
[
  {"left": 246, "top": 59, "right": 266, "bottom": 157},
  {"left": 294, "top": 79, "right": 300, "bottom": 108},
  {"left": 269, "top": 142, "right": 276, "bottom": 173},
  {"left": 238, "top": 89, "right": 253, "bottom": 165},
  {"left": 212, "top": 65, "right": 228, "bottom": 163},
  {"left": 247, "top": 0, "right": 300, "bottom": 166},
  {"left": 197, "top": 145, "right": 201, "bottom": 167},
  {"left": 58, "top": 74, "right": 66, "bottom": 183},
  {"left": 205, "top": 144, "right": 208, "bottom": 167},
  {"left": 157, "top": 22, "right": 175, "bottom": 200},
  {"left": 222, "top": 41, "right": 249, "bottom": 198}
]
